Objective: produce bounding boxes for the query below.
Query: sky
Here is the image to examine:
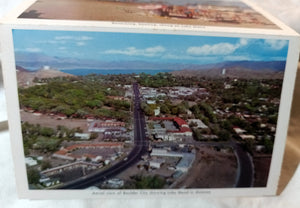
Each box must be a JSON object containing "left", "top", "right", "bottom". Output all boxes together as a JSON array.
[{"left": 13, "top": 29, "right": 289, "bottom": 69}]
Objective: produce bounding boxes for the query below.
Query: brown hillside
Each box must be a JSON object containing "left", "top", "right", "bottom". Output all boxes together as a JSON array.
[
  {"left": 17, "top": 67, "right": 75, "bottom": 87},
  {"left": 171, "top": 67, "right": 284, "bottom": 79}
]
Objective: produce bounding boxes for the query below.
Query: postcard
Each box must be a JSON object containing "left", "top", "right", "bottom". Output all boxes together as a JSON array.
[
  {"left": 18, "top": 0, "right": 279, "bottom": 29},
  {"left": 8, "top": 29, "right": 290, "bottom": 194}
]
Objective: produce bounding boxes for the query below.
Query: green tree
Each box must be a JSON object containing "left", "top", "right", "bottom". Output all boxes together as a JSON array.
[
  {"left": 27, "top": 168, "right": 40, "bottom": 184},
  {"left": 41, "top": 160, "right": 52, "bottom": 170},
  {"left": 132, "top": 175, "right": 165, "bottom": 189}
]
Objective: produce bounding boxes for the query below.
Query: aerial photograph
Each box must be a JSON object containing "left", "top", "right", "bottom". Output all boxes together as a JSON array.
[
  {"left": 19, "top": 0, "right": 278, "bottom": 29},
  {"left": 13, "top": 29, "right": 288, "bottom": 189}
]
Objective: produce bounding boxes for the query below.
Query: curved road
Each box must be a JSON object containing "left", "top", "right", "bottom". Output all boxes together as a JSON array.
[
  {"left": 58, "top": 83, "right": 148, "bottom": 189},
  {"left": 234, "top": 143, "right": 253, "bottom": 187}
]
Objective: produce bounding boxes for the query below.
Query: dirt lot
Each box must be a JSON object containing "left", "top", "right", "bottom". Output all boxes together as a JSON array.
[
  {"left": 20, "top": 0, "right": 277, "bottom": 29},
  {"left": 174, "top": 146, "right": 237, "bottom": 188},
  {"left": 115, "top": 145, "right": 237, "bottom": 188},
  {"left": 21, "top": 111, "right": 89, "bottom": 132}
]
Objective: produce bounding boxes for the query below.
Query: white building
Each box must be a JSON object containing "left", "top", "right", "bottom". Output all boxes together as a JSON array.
[
  {"left": 106, "top": 178, "right": 124, "bottom": 188},
  {"left": 147, "top": 100, "right": 156, "bottom": 104},
  {"left": 150, "top": 148, "right": 195, "bottom": 172},
  {"left": 25, "top": 157, "right": 38, "bottom": 166},
  {"left": 154, "top": 107, "right": 160, "bottom": 116},
  {"left": 149, "top": 158, "right": 165, "bottom": 169},
  {"left": 74, "top": 133, "right": 91, "bottom": 140}
]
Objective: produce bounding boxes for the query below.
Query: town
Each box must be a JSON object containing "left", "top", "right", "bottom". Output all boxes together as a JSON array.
[{"left": 19, "top": 70, "right": 279, "bottom": 189}]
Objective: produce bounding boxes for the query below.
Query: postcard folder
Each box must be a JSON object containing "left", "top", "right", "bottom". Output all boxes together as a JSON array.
[{"left": 0, "top": 0, "right": 299, "bottom": 198}]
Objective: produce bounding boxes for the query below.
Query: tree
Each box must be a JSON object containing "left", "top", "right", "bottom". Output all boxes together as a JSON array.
[
  {"left": 217, "top": 129, "right": 231, "bottom": 141},
  {"left": 160, "top": 104, "right": 170, "bottom": 114},
  {"left": 264, "top": 138, "right": 274, "bottom": 154},
  {"left": 41, "top": 160, "right": 52, "bottom": 170},
  {"left": 193, "top": 129, "right": 204, "bottom": 141},
  {"left": 39, "top": 127, "right": 55, "bottom": 137},
  {"left": 90, "top": 133, "right": 98, "bottom": 140},
  {"left": 27, "top": 168, "right": 40, "bottom": 184},
  {"left": 132, "top": 175, "right": 165, "bottom": 189},
  {"left": 189, "top": 121, "right": 198, "bottom": 128}
]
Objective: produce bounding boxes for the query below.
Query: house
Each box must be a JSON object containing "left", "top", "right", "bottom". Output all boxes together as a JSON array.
[
  {"left": 41, "top": 161, "right": 103, "bottom": 176},
  {"left": 33, "top": 111, "right": 42, "bottom": 116},
  {"left": 233, "top": 127, "right": 246, "bottom": 134},
  {"left": 88, "top": 120, "right": 126, "bottom": 132},
  {"left": 74, "top": 133, "right": 91, "bottom": 140},
  {"left": 239, "top": 134, "right": 255, "bottom": 140},
  {"left": 25, "top": 157, "right": 38, "bottom": 166},
  {"left": 150, "top": 117, "right": 193, "bottom": 137},
  {"left": 106, "top": 178, "right": 124, "bottom": 188},
  {"left": 186, "top": 109, "right": 192, "bottom": 116},
  {"left": 150, "top": 148, "right": 195, "bottom": 172},
  {"left": 147, "top": 100, "right": 156, "bottom": 104},
  {"left": 42, "top": 178, "right": 60, "bottom": 187},
  {"left": 53, "top": 143, "right": 123, "bottom": 161},
  {"left": 149, "top": 158, "right": 165, "bottom": 169},
  {"left": 55, "top": 113, "right": 67, "bottom": 120},
  {"left": 107, "top": 96, "right": 129, "bottom": 101},
  {"left": 255, "top": 145, "right": 265, "bottom": 152},
  {"left": 154, "top": 107, "right": 160, "bottom": 116}
]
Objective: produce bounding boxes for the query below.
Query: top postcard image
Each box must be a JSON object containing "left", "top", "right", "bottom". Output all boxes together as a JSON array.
[{"left": 18, "top": 0, "right": 279, "bottom": 29}]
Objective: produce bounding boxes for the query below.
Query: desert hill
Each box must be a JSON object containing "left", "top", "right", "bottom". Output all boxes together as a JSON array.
[
  {"left": 171, "top": 61, "right": 285, "bottom": 79},
  {"left": 17, "top": 66, "right": 75, "bottom": 87}
]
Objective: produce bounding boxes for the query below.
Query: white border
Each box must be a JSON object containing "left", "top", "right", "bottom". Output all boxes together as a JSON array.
[{"left": 0, "top": 0, "right": 300, "bottom": 199}]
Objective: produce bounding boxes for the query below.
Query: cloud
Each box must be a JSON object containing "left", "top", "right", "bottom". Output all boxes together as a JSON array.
[
  {"left": 239, "top": 38, "right": 248, "bottom": 46},
  {"left": 25, "top": 48, "right": 41, "bottom": 53},
  {"left": 187, "top": 42, "right": 239, "bottom": 56},
  {"left": 105, "top": 46, "right": 166, "bottom": 57},
  {"left": 265, "top": 39, "right": 288, "bottom": 50},
  {"left": 76, "top": 42, "right": 86, "bottom": 46},
  {"left": 54, "top": 36, "right": 93, "bottom": 41}
]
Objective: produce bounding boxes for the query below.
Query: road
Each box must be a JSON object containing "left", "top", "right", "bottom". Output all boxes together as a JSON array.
[
  {"left": 234, "top": 143, "right": 254, "bottom": 187},
  {"left": 58, "top": 83, "right": 148, "bottom": 189}
]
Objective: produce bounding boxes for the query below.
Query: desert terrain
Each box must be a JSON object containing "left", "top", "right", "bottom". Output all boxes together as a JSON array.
[{"left": 19, "top": 0, "right": 278, "bottom": 29}]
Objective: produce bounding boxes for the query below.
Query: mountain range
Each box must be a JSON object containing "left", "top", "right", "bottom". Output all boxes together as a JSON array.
[{"left": 15, "top": 51, "right": 286, "bottom": 73}]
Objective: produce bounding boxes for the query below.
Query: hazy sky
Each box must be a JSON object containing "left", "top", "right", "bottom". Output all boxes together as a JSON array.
[{"left": 13, "top": 29, "right": 289, "bottom": 66}]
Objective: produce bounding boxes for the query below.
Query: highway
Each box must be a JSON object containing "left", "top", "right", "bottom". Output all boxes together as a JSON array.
[{"left": 58, "top": 83, "right": 148, "bottom": 189}]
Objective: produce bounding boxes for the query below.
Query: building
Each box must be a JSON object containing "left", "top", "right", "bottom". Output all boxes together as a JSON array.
[
  {"left": 74, "top": 133, "right": 91, "bottom": 140},
  {"left": 107, "top": 96, "right": 130, "bottom": 101},
  {"left": 88, "top": 120, "right": 126, "bottom": 133},
  {"left": 150, "top": 148, "right": 195, "bottom": 172},
  {"left": 53, "top": 143, "right": 123, "bottom": 161},
  {"left": 41, "top": 161, "right": 103, "bottom": 177},
  {"left": 147, "top": 100, "right": 156, "bottom": 104},
  {"left": 154, "top": 107, "right": 160, "bottom": 116},
  {"left": 150, "top": 117, "right": 193, "bottom": 137},
  {"left": 233, "top": 127, "right": 247, "bottom": 134},
  {"left": 41, "top": 178, "right": 60, "bottom": 187},
  {"left": 176, "top": 153, "right": 195, "bottom": 172},
  {"left": 149, "top": 158, "right": 165, "bottom": 169},
  {"left": 105, "top": 178, "right": 124, "bottom": 188},
  {"left": 239, "top": 134, "right": 255, "bottom": 140},
  {"left": 25, "top": 157, "right": 38, "bottom": 166}
]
